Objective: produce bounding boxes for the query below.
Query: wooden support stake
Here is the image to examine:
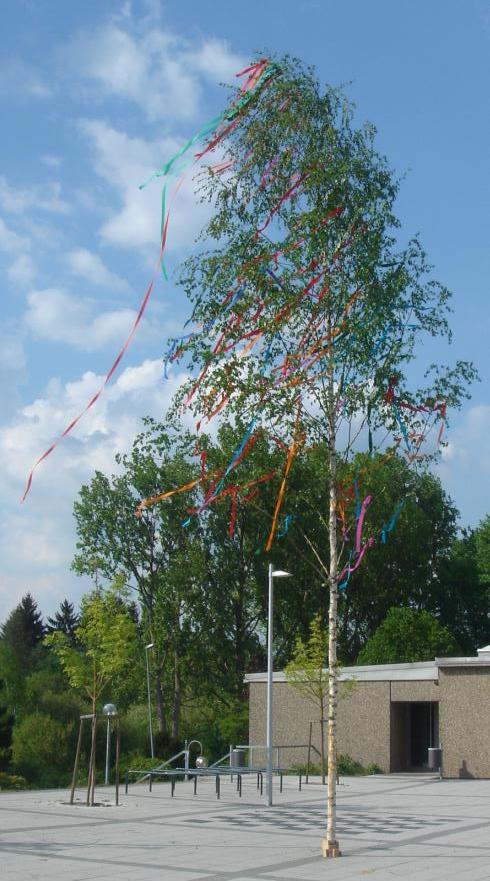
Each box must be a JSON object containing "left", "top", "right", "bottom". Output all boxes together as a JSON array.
[{"left": 70, "top": 716, "right": 84, "bottom": 805}]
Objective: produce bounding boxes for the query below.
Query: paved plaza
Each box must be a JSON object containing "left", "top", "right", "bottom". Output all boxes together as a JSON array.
[{"left": 1, "top": 773, "right": 490, "bottom": 880}]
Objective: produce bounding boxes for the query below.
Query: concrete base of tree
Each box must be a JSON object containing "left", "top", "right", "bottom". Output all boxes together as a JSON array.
[{"left": 321, "top": 838, "right": 342, "bottom": 858}]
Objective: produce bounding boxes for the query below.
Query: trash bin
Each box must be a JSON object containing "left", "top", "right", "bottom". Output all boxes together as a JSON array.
[
  {"left": 231, "top": 748, "right": 246, "bottom": 768},
  {"left": 428, "top": 747, "right": 442, "bottom": 770}
]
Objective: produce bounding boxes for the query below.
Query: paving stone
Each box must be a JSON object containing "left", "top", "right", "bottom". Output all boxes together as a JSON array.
[{"left": 1, "top": 774, "right": 490, "bottom": 880}]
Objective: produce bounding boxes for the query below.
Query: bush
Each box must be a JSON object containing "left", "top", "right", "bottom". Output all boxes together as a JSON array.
[
  {"left": 337, "top": 754, "right": 365, "bottom": 776},
  {"left": 289, "top": 755, "right": 382, "bottom": 777},
  {"left": 178, "top": 696, "right": 249, "bottom": 764},
  {"left": 119, "top": 704, "right": 151, "bottom": 755},
  {"left": 11, "top": 712, "right": 72, "bottom": 786},
  {"left": 0, "top": 771, "right": 28, "bottom": 790}
]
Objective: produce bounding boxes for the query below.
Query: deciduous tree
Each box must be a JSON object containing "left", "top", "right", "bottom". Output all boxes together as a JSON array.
[
  {"left": 356, "top": 607, "right": 460, "bottom": 665},
  {"left": 166, "top": 54, "right": 475, "bottom": 854}
]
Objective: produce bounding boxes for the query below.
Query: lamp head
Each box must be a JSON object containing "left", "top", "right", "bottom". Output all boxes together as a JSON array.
[
  {"left": 272, "top": 570, "right": 292, "bottom": 578},
  {"left": 145, "top": 642, "right": 155, "bottom": 649},
  {"left": 103, "top": 703, "right": 118, "bottom": 717}
]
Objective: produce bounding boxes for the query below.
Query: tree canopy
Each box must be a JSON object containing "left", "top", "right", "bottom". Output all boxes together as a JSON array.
[
  {"left": 357, "top": 607, "right": 461, "bottom": 665},
  {"left": 156, "top": 54, "right": 475, "bottom": 855}
]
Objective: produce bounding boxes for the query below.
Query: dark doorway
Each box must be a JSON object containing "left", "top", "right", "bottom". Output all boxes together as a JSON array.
[{"left": 390, "top": 702, "right": 438, "bottom": 771}]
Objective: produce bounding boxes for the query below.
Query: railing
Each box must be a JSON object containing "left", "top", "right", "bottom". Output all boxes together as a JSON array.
[
  {"left": 233, "top": 743, "right": 314, "bottom": 770},
  {"left": 133, "top": 738, "right": 202, "bottom": 784},
  {"left": 134, "top": 740, "right": 317, "bottom": 785}
]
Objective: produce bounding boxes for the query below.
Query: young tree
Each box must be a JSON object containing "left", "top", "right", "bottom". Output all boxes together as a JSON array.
[
  {"left": 356, "top": 607, "right": 460, "bottom": 665},
  {"left": 285, "top": 614, "right": 355, "bottom": 782},
  {"left": 163, "top": 55, "right": 475, "bottom": 855},
  {"left": 46, "top": 582, "right": 138, "bottom": 804}
]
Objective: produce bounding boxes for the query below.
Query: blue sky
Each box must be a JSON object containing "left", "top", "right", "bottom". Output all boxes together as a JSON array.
[{"left": 1, "top": 0, "right": 489, "bottom": 621}]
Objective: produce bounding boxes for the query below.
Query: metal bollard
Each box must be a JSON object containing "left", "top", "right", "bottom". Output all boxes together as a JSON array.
[{"left": 125, "top": 772, "right": 129, "bottom": 795}]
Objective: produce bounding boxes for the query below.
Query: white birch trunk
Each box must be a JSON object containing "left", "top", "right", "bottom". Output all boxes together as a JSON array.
[{"left": 321, "top": 357, "right": 341, "bottom": 858}]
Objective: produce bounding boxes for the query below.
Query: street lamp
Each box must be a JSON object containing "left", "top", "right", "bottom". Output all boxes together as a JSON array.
[
  {"left": 145, "top": 642, "right": 155, "bottom": 760},
  {"left": 103, "top": 703, "right": 118, "bottom": 785},
  {"left": 267, "top": 565, "right": 292, "bottom": 807}
]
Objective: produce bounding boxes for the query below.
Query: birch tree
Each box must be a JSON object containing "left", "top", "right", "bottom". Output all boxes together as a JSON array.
[{"left": 149, "top": 54, "right": 475, "bottom": 855}]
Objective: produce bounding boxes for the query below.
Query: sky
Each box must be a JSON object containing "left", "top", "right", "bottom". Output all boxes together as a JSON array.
[{"left": 1, "top": 0, "right": 489, "bottom": 623}]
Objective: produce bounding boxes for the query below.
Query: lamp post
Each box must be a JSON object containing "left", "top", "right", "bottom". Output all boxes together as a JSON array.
[
  {"left": 145, "top": 642, "right": 155, "bottom": 759},
  {"left": 103, "top": 703, "right": 118, "bottom": 785},
  {"left": 267, "top": 565, "right": 292, "bottom": 807}
]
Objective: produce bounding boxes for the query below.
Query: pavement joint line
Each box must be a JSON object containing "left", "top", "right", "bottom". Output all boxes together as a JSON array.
[
  {"left": 0, "top": 795, "right": 259, "bottom": 835},
  {"left": 0, "top": 846, "right": 221, "bottom": 876},
  {"left": 342, "top": 816, "right": 490, "bottom": 857},
  {"left": 2, "top": 778, "right": 490, "bottom": 880},
  {"left": 0, "top": 796, "right": 480, "bottom": 839}
]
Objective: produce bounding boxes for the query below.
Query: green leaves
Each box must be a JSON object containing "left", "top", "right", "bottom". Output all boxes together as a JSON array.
[
  {"left": 46, "top": 585, "right": 138, "bottom": 709},
  {"left": 356, "top": 607, "right": 461, "bottom": 665},
  {"left": 475, "top": 516, "right": 490, "bottom": 586}
]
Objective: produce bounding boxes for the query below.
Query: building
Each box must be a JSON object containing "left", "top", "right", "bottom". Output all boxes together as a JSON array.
[{"left": 245, "top": 646, "right": 490, "bottom": 778}]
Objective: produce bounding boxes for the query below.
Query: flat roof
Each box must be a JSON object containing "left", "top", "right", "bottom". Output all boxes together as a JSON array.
[{"left": 245, "top": 653, "right": 490, "bottom": 684}]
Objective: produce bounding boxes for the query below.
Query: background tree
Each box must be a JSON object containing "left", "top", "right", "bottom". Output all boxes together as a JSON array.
[
  {"left": 433, "top": 529, "right": 489, "bottom": 654},
  {"left": 0, "top": 680, "right": 13, "bottom": 771},
  {"left": 334, "top": 453, "right": 460, "bottom": 661},
  {"left": 357, "top": 607, "right": 461, "bottom": 665},
  {"left": 46, "top": 599, "right": 79, "bottom": 642},
  {"left": 72, "top": 419, "right": 202, "bottom": 738},
  {"left": 164, "top": 54, "right": 475, "bottom": 856},
  {"left": 475, "top": 515, "right": 490, "bottom": 588},
  {"left": 0, "top": 593, "right": 45, "bottom": 710}
]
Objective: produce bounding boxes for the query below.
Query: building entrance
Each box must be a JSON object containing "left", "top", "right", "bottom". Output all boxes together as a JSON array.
[{"left": 390, "top": 701, "right": 439, "bottom": 771}]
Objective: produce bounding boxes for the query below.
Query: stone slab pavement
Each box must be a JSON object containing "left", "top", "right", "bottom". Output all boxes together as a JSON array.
[{"left": 1, "top": 773, "right": 490, "bottom": 880}]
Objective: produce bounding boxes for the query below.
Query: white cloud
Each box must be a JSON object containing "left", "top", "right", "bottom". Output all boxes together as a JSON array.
[
  {"left": 434, "top": 404, "right": 490, "bottom": 525},
  {"left": 7, "top": 254, "right": 36, "bottom": 286},
  {"left": 0, "top": 360, "right": 189, "bottom": 620},
  {"left": 0, "top": 216, "right": 36, "bottom": 287},
  {"left": 69, "top": 21, "right": 243, "bottom": 122},
  {"left": 42, "top": 155, "right": 63, "bottom": 169},
  {"left": 189, "top": 38, "right": 246, "bottom": 83},
  {"left": 0, "top": 216, "right": 29, "bottom": 253},
  {"left": 0, "top": 332, "right": 27, "bottom": 418},
  {"left": 24, "top": 287, "right": 152, "bottom": 352},
  {"left": 0, "top": 176, "right": 69, "bottom": 215},
  {"left": 80, "top": 119, "right": 212, "bottom": 253},
  {"left": 0, "top": 58, "right": 51, "bottom": 101},
  {"left": 66, "top": 247, "right": 130, "bottom": 292}
]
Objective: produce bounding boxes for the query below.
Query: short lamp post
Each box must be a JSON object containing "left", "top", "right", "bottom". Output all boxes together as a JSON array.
[
  {"left": 145, "top": 643, "right": 155, "bottom": 759},
  {"left": 103, "top": 703, "right": 118, "bottom": 785},
  {"left": 267, "top": 565, "right": 292, "bottom": 807}
]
